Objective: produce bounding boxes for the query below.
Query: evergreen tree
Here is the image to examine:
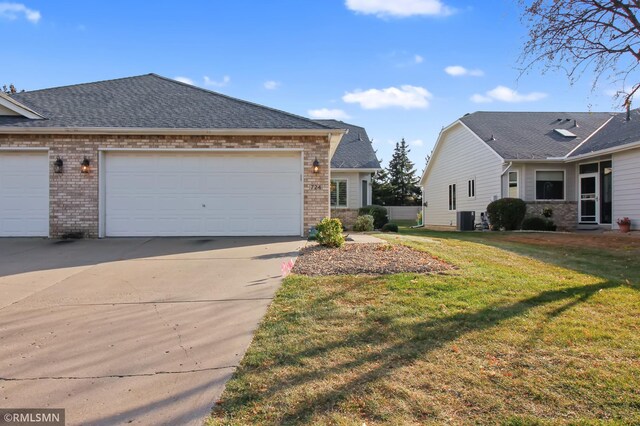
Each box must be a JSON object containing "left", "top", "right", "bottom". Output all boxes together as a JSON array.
[
  {"left": 371, "top": 168, "right": 393, "bottom": 206},
  {"left": 386, "top": 139, "right": 421, "bottom": 206}
]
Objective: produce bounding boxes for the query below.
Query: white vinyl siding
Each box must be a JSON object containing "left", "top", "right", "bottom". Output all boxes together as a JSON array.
[
  {"left": 422, "top": 123, "right": 502, "bottom": 227},
  {"left": 612, "top": 148, "right": 640, "bottom": 230}
]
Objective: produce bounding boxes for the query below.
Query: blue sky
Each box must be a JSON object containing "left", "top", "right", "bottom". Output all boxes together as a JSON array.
[{"left": 0, "top": 0, "right": 627, "bottom": 171}]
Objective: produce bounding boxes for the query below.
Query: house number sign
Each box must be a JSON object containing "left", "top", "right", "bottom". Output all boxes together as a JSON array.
[{"left": 309, "top": 184, "right": 322, "bottom": 190}]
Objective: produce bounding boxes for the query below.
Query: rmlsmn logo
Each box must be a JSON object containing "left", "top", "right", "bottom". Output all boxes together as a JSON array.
[{"left": 0, "top": 409, "right": 65, "bottom": 426}]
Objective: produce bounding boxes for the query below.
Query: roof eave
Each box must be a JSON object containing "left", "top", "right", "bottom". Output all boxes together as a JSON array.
[
  {"left": 330, "top": 167, "right": 382, "bottom": 172},
  {"left": 0, "top": 93, "right": 45, "bottom": 120},
  {"left": 565, "top": 140, "right": 640, "bottom": 161},
  {"left": 0, "top": 126, "right": 346, "bottom": 137}
]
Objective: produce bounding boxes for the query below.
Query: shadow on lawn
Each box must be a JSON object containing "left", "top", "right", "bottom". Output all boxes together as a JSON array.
[
  {"left": 215, "top": 279, "right": 637, "bottom": 423},
  {"left": 398, "top": 228, "right": 640, "bottom": 285}
]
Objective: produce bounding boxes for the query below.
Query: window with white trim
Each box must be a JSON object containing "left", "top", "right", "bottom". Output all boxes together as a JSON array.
[
  {"left": 331, "top": 179, "right": 347, "bottom": 207},
  {"left": 536, "top": 170, "right": 564, "bottom": 200},
  {"left": 508, "top": 171, "right": 518, "bottom": 198},
  {"left": 448, "top": 184, "right": 456, "bottom": 210},
  {"left": 468, "top": 179, "right": 475, "bottom": 198}
]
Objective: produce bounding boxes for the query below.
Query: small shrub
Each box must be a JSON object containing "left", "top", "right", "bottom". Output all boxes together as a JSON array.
[
  {"left": 353, "top": 215, "right": 375, "bottom": 232},
  {"left": 486, "top": 198, "right": 527, "bottom": 231},
  {"left": 521, "top": 217, "right": 546, "bottom": 231},
  {"left": 522, "top": 217, "right": 557, "bottom": 231},
  {"left": 315, "top": 217, "right": 345, "bottom": 247},
  {"left": 358, "top": 205, "right": 389, "bottom": 229},
  {"left": 381, "top": 223, "right": 399, "bottom": 233}
]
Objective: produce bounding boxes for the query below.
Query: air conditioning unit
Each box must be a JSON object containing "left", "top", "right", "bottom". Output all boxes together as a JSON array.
[{"left": 457, "top": 211, "right": 476, "bottom": 231}]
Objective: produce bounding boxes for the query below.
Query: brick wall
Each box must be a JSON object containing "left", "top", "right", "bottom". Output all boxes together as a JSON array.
[
  {"left": 330, "top": 208, "right": 359, "bottom": 229},
  {"left": 0, "top": 134, "right": 330, "bottom": 238},
  {"left": 525, "top": 201, "right": 578, "bottom": 231}
]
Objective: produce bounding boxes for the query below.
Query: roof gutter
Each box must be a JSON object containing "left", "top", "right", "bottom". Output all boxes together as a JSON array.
[
  {"left": 500, "top": 162, "right": 513, "bottom": 176},
  {"left": 0, "top": 126, "right": 346, "bottom": 137}
]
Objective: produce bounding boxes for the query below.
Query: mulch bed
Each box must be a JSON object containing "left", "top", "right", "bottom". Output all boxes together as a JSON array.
[{"left": 292, "top": 243, "right": 453, "bottom": 276}]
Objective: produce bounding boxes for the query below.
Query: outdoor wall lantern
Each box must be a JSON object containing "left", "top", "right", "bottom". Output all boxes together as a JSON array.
[
  {"left": 81, "top": 157, "right": 91, "bottom": 174},
  {"left": 53, "top": 156, "right": 64, "bottom": 174},
  {"left": 312, "top": 158, "right": 320, "bottom": 174}
]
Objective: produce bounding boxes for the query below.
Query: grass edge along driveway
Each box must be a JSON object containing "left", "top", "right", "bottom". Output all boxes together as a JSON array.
[{"left": 208, "top": 230, "right": 640, "bottom": 425}]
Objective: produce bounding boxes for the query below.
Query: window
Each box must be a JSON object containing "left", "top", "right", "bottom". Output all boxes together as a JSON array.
[
  {"left": 361, "top": 180, "right": 368, "bottom": 207},
  {"left": 448, "top": 184, "right": 456, "bottom": 210},
  {"left": 536, "top": 170, "right": 564, "bottom": 200},
  {"left": 331, "top": 179, "right": 347, "bottom": 207},
  {"left": 468, "top": 179, "right": 475, "bottom": 198},
  {"left": 508, "top": 171, "right": 518, "bottom": 198}
]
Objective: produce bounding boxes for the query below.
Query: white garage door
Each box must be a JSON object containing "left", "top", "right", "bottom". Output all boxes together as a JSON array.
[
  {"left": 0, "top": 151, "right": 49, "bottom": 237},
  {"left": 104, "top": 151, "right": 302, "bottom": 236}
]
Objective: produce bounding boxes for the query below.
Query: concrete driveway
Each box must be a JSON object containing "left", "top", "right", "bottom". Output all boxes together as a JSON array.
[{"left": 0, "top": 237, "right": 303, "bottom": 425}]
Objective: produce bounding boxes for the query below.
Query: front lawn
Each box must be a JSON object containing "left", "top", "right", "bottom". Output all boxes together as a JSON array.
[{"left": 209, "top": 230, "right": 640, "bottom": 425}]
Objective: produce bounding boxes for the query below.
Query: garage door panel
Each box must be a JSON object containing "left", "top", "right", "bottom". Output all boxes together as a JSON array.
[
  {"left": 0, "top": 152, "right": 49, "bottom": 237},
  {"left": 105, "top": 152, "right": 302, "bottom": 236}
]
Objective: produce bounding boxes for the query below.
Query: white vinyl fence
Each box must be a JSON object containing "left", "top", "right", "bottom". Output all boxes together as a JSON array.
[{"left": 386, "top": 206, "right": 421, "bottom": 222}]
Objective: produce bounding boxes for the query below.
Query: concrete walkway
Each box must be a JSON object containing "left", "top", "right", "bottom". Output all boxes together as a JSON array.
[
  {"left": 0, "top": 237, "right": 303, "bottom": 425},
  {"left": 344, "top": 233, "right": 387, "bottom": 244}
]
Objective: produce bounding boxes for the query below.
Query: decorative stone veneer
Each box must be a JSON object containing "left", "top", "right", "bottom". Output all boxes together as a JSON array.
[
  {"left": 330, "top": 208, "right": 359, "bottom": 229},
  {"left": 0, "top": 134, "right": 330, "bottom": 238},
  {"left": 525, "top": 201, "right": 577, "bottom": 231}
]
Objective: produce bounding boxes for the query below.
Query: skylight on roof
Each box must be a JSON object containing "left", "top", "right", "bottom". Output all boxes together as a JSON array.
[{"left": 554, "top": 128, "right": 577, "bottom": 138}]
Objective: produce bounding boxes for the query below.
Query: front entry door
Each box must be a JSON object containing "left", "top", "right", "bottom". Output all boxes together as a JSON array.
[{"left": 579, "top": 173, "right": 598, "bottom": 223}]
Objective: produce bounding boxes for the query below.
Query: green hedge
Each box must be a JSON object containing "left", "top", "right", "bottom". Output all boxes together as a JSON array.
[
  {"left": 486, "top": 198, "right": 527, "bottom": 230},
  {"left": 522, "top": 217, "right": 557, "bottom": 231}
]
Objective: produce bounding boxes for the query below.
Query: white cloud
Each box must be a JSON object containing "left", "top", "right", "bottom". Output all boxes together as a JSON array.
[
  {"left": 414, "top": 54, "right": 424, "bottom": 64},
  {"left": 0, "top": 2, "right": 40, "bottom": 23},
  {"left": 470, "top": 93, "right": 493, "bottom": 103},
  {"left": 204, "top": 75, "right": 230, "bottom": 87},
  {"left": 345, "top": 0, "right": 453, "bottom": 18},
  {"left": 264, "top": 80, "right": 281, "bottom": 90},
  {"left": 471, "top": 85, "right": 548, "bottom": 103},
  {"left": 308, "top": 108, "right": 351, "bottom": 120},
  {"left": 444, "top": 65, "right": 484, "bottom": 77},
  {"left": 343, "top": 85, "right": 432, "bottom": 109},
  {"left": 174, "top": 76, "right": 195, "bottom": 85},
  {"left": 410, "top": 139, "right": 424, "bottom": 147}
]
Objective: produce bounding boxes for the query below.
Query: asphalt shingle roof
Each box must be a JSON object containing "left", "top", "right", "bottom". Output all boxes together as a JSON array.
[
  {"left": 0, "top": 74, "right": 333, "bottom": 131},
  {"left": 314, "top": 119, "right": 381, "bottom": 169},
  {"left": 459, "top": 111, "right": 613, "bottom": 159},
  {"left": 569, "top": 109, "right": 640, "bottom": 157}
]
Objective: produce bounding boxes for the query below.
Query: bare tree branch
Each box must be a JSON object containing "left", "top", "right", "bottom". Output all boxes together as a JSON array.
[{"left": 519, "top": 0, "right": 640, "bottom": 108}]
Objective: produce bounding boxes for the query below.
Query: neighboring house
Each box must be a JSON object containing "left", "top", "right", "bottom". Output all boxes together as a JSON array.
[
  {"left": 420, "top": 111, "right": 640, "bottom": 231},
  {"left": 314, "top": 119, "right": 382, "bottom": 227},
  {"left": 0, "top": 74, "right": 346, "bottom": 238}
]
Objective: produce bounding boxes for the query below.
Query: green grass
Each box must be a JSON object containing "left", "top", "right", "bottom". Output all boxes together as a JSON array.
[
  {"left": 208, "top": 229, "right": 640, "bottom": 425},
  {"left": 387, "top": 219, "right": 417, "bottom": 227}
]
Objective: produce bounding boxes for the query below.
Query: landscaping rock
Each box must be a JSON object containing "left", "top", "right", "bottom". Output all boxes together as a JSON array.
[{"left": 292, "top": 243, "right": 453, "bottom": 276}]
